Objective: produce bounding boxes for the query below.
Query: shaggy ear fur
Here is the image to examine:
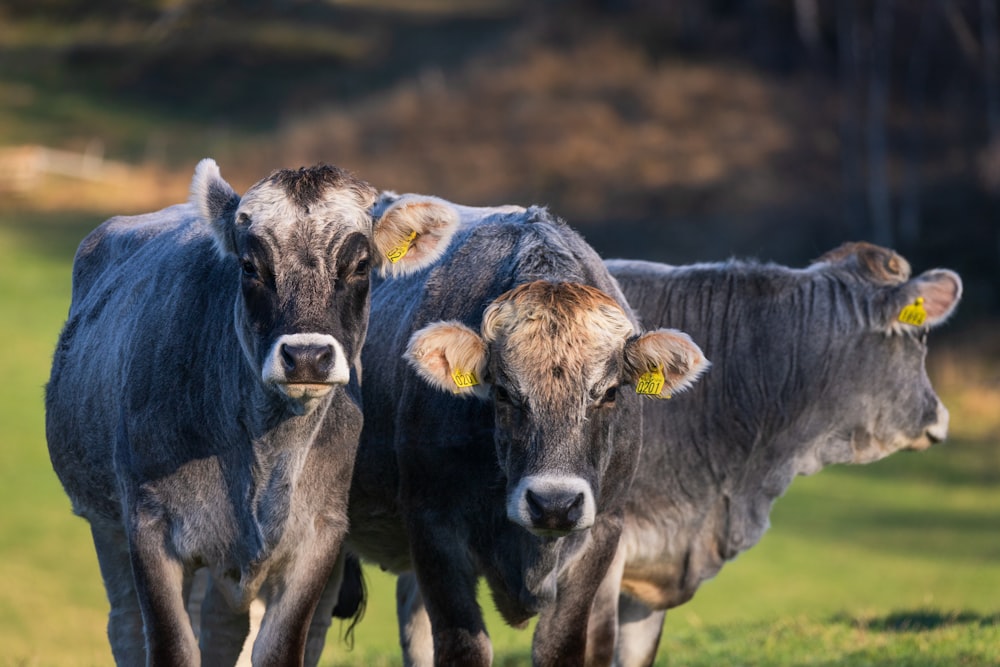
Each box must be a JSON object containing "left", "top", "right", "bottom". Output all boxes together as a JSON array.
[
  {"left": 406, "top": 321, "right": 490, "bottom": 400},
  {"left": 890, "top": 269, "right": 963, "bottom": 332},
  {"left": 190, "top": 158, "right": 241, "bottom": 257},
  {"left": 624, "top": 329, "right": 709, "bottom": 398},
  {"left": 372, "top": 194, "right": 460, "bottom": 278}
]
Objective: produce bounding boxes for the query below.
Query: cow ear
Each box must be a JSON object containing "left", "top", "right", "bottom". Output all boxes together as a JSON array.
[
  {"left": 190, "top": 158, "right": 241, "bottom": 257},
  {"left": 372, "top": 194, "right": 461, "bottom": 278},
  {"left": 406, "top": 321, "right": 490, "bottom": 400},
  {"left": 889, "top": 269, "right": 962, "bottom": 331},
  {"left": 624, "top": 329, "right": 709, "bottom": 399}
]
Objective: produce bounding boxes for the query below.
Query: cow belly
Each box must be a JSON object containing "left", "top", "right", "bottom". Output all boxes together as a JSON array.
[
  {"left": 620, "top": 564, "right": 696, "bottom": 610},
  {"left": 346, "top": 510, "right": 412, "bottom": 574},
  {"left": 619, "top": 514, "right": 724, "bottom": 611}
]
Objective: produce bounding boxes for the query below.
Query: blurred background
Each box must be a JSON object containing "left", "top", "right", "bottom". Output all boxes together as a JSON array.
[
  {"left": 3, "top": 0, "right": 1000, "bottom": 291},
  {"left": 1, "top": 1, "right": 998, "bottom": 665}
]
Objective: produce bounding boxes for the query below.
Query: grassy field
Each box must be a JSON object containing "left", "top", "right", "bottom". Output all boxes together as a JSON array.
[{"left": 1, "top": 207, "right": 998, "bottom": 667}]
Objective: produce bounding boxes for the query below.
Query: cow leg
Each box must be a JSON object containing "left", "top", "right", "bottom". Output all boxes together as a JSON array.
[
  {"left": 197, "top": 571, "right": 250, "bottom": 667},
  {"left": 126, "top": 511, "right": 199, "bottom": 666},
  {"left": 396, "top": 572, "right": 434, "bottom": 667},
  {"left": 185, "top": 568, "right": 208, "bottom": 644},
  {"left": 90, "top": 521, "right": 147, "bottom": 666},
  {"left": 533, "top": 513, "right": 623, "bottom": 667},
  {"left": 407, "top": 513, "right": 491, "bottom": 667},
  {"left": 301, "top": 550, "right": 347, "bottom": 667},
  {"left": 252, "top": 521, "right": 346, "bottom": 666},
  {"left": 585, "top": 539, "right": 627, "bottom": 667},
  {"left": 615, "top": 595, "right": 666, "bottom": 667}
]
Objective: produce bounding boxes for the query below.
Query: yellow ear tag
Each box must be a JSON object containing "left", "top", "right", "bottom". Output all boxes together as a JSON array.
[
  {"left": 636, "top": 366, "right": 669, "bottom": 398},
  {"left": 386, "top": 231, "right": 418, "bottom": 263},
  {"left": 451, "top": 368, "right": 479, "bottom": 389},
  {"left": 898, "top": 297, "right": 927, "bottom": 326}
]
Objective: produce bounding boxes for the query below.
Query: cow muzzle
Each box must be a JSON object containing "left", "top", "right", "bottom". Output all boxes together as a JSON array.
[
  {"left": 507, "top": 475, "right": 596, "bottom": 537},
  {"left": 262, "top": 333, "right": 350, "bottom": 406},
  {"left": 917, "top": 401, "right": 950, "bottom": 449}
]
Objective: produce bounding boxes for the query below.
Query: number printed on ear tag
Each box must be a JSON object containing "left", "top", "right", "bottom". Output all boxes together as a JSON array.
[
  {"left": 386, "top": 231, "right": 418, "bottom": 263},
  {"left": 636, "top": 366, "right": 668, "bottom": 397},
  {"left": 452, "top": 368, "right": 479, "bottom": 389},
  {"left": 898, "top": 297, "right": 927, "bottom": 326}
]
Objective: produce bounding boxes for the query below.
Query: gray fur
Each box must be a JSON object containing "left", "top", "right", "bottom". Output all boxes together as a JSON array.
[
  {"left": 44, "top": 160, "right": 457, "bottom": 666},
  {"left": 586, "top": 245, "right": 962, "bottom": 667},
  {"left": 344, "top": 202, "right": 702, "bottom": 667}
]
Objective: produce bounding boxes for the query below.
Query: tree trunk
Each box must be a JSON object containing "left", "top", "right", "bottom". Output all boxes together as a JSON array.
[
  {"left": 838, "top": 0, "right": 866, "bottom": 239},
  {"left": 867, "top": 0, "right": 894, "bottom": 248}
]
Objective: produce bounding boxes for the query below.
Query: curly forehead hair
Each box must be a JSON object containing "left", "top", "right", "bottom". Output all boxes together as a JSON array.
[
  {"left": 267, "top": 164, "right": 377, "bottom": 210},
  {"left": 481, "top": 281, "right": 634, "bottom": 345}
]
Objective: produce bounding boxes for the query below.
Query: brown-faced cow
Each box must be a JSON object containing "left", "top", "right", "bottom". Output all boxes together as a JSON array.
[
  {"left": 44, "top": 161, "right": 458, "bottom": 666},
  {"left": 584, "top": 243, "right": 961, "bottom": 667},
  {"left": 343, "top": 197, "right": 708, "bottom": 666}
]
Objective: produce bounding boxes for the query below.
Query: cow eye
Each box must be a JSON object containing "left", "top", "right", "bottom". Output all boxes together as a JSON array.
[
  {"left": 600, "top": 386, "right": 618, "bottom": 405},
  {"left": 494, "top": 385, "right": 511, "bottom": 404},
  {"left": 353, "top": 257, "right": 370, "bottom": 276},
  {"left": 240, "top": 259, "right": 258, "bottom": 278}
]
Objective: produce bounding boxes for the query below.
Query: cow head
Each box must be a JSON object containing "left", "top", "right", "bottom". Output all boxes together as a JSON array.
[
  {"left": 191, "top": 158, "right": 459, "bottom": 414},
  {"left": 406, "top": 280, "right": 708, "bottom": 536},
  {"left": 801, "top": 243, "right": 962, "bottom": 468}
]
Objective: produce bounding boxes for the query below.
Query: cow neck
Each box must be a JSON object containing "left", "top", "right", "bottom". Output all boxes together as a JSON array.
[
  {"left": 662, "top": 270, "right": 853, "bottom": 566},
  {"left": 729, "top": 279, "right": 866, "bottom": 543}
]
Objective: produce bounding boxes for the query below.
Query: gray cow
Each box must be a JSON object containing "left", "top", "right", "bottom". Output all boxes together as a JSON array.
[
  {"left": 44, "top": 160, "right": 458, "bottom": 666},
  {"left": 583, "top": 242, "right": 962, "bottom": 667},
  {"left": 343, "top": 197, "right": 708, "bottom": 667}
]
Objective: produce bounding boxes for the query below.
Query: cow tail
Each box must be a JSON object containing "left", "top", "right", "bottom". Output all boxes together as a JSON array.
[{"left": 331, "top": 551, "right": 366, "bottom": 648}]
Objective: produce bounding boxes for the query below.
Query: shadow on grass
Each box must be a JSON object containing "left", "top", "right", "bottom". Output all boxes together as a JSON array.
[{"left": 833, "top": 608, "right": 1000, "bottom": 632}]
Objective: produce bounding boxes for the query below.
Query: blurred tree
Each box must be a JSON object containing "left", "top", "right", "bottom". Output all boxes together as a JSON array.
[
  {"left": 899, "top": 0, "right": 934, "bottom": 245},
  {"left": 838, "top": 0, "right": 866, "bottom": 240},
  {"left": 867, "top": 0, "right": 893, "bottom": 248}
]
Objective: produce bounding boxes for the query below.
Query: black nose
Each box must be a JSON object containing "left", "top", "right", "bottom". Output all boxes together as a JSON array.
[
  {"left": 280, "top": 343, "right": 334, "bottom": 383},
  {"left": 525, "top": 488, "right": 585, "bottom": 532}
]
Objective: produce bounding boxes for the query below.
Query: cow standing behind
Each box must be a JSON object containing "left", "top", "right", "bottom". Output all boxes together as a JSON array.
[
  {"left": 583, "top": 243, "right": 962, "bottom": 666},
  {"left": 342, "top": 197, "right": 708, "bottom": 666},
  {"left": 44, "top": 161, "right": 458, "bottom": 666}
]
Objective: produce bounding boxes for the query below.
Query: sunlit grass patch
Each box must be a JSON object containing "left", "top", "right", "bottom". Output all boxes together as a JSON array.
[{"left": 658, "top": 610, "right": 1000, "bottom": 666}]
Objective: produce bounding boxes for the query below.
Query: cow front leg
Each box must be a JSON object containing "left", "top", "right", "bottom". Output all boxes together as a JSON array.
[
  {"left": 252, "top": 520, "right": 346, "bottom": 667},
  {"left": 91, "top": 521, "right": 147, "bottom": 666},
  {"left": 197, "top": 571, "right": 250, "bottom": 667},
  {"left": 301, "top": 549, "right": 348, "bottom": 667},
  {"left": 407, "top": 512, "right": 491, "bottom": 667},
  {"left": 126, "top": 511, "right": 199, "bottom": 666},
  {"left": 615, "top": 595, "right": 666, "bottom": 667},
  {"left": 396, "top": 572, "right": 434, "bottom": 667},
  {"left": 532, "top": 514, "right": 623, "bottom": 667},
  {"left": 585, "top": 539, "right": 627, "bottom": 667}
]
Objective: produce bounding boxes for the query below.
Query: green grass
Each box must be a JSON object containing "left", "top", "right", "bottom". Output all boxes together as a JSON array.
[{"left": 2, "top": 210, "right": 998, "bottom": 666}]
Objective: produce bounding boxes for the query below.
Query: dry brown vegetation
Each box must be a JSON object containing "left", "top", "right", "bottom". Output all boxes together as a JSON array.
[
  {"left": 274, "top": 27, "right": 824, "bottom": 223},
  {"left": 2, "top": 3, "right": 996, "bottom": 325}
]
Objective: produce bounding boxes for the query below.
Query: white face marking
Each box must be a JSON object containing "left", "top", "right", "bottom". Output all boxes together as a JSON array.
[
  {"left": 262, "top": 333, "right": 350, "bottom": 393},
  {"left": 238, "top": 182, "right": 372, "bottom": 247},
  {"left": 506, "top": 474, "right": 596, "bottom": 536}
]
